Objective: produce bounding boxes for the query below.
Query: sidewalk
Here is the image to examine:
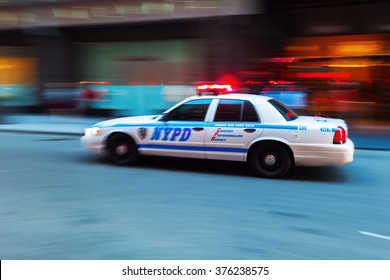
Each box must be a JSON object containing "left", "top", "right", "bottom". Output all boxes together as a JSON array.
[
  {"left": 0, "top": 114, "right": 103, "bottom": 136},
  {"left": 0, "top": 113, "right": 389, "bottom": 150}
]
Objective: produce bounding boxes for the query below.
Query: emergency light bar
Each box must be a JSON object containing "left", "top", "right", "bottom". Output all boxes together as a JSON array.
[{"left": 196, "top": 84, "right": 233, "bottom": 96}]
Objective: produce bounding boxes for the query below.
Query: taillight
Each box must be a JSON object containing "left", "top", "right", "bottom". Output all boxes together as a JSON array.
[{"left": 333, "top": 126, "right": 346, "bottom": 144}]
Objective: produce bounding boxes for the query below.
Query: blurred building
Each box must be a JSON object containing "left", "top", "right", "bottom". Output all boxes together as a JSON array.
[{"left": 0, "top": 0, "right": 389, "bottom": 119}]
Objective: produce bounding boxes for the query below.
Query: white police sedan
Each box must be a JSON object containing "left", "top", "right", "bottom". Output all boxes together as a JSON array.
[{"left": 81, "top": 90, "right": 354, "bottom": 178}]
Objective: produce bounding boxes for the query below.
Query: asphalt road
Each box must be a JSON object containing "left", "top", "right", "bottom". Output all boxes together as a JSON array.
[{"left": 0, "top": 132, "right": 389, "bottom": 260}]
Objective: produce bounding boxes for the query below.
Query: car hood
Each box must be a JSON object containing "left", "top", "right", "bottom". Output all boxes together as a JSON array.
[{"left": 94, "top": 115, "right": 158, "bottom": 127}]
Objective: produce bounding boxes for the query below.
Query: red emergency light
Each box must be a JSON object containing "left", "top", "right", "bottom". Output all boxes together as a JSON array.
[{"left": 196, "top": 84, "right": 233, "bottom": 96}]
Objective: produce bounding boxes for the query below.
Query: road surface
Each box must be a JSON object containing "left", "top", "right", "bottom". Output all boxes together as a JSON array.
[{"left": 0, "top": 132, "right": 389, "bottom": 259}]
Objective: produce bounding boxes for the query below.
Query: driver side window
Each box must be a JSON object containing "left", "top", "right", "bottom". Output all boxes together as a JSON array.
[{"left": 167, "top": 99, "right": 212, "bottom": 121}]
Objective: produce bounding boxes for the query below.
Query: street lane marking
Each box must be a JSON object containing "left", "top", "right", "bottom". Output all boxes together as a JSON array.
[{"left": 359, "top": 231, "right": 390, "bottom": 240}]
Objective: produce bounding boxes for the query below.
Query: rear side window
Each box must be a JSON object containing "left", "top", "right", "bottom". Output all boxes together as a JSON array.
[
  {"left": 214, "top": 100, "right": 242, "bottom": 122},
  {"left": 214, "top": 99, "right": 259, "bottom": 122},
  {"left": 268, "top": 99, "right": 298, "bottom": 121},
  {"left": 242, "top": 101, "right": 259, "bottom": 122}
]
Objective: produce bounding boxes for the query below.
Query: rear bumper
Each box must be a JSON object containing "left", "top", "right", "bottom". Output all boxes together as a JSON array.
[{"left": 292, "top": 138, "right": 354, "bottom": 166}]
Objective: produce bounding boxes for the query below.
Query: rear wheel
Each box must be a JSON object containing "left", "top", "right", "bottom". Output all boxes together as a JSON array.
[
  {"left": 107, "top": 134, "right": 139, "bottom": 165},
  {"left": 249, "top": 143, "right": 291, "bottom": 178}
]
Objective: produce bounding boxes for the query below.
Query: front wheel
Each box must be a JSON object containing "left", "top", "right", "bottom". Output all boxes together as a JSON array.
[
  {"left": 107, "top": 134, "right": 139, "bottom": 165},
  {"left": 249, "top": 143, "right": 291, "bottom": 179}
]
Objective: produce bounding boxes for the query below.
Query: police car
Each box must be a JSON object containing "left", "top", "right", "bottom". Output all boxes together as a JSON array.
[{"left": 81, "top": 84, "right": 354, "bottom": 178}]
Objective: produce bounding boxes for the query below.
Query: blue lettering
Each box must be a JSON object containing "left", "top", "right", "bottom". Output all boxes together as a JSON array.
[
  {"left": 170, "top": 128, "right": 182, "bottom": 141},
  {"left": 150, "top": 127, "right": 163, "bottom": 140},
  {"left": 179, "top": 128, "right": 191, "bottom": 142},
  {"left": 162, "top": 127, "right": 173, "bottom": 141},
  {"left": 151, "top": 127, "right": 191, "bottom": 141}
]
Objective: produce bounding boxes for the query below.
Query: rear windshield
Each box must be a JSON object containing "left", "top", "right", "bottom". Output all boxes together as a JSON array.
[{"left": 268, "top": 99, "right": 299, "bottom": 121}]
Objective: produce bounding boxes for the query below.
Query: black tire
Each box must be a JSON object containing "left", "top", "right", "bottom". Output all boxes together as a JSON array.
[
  {"left": 249, "top": 142, "right": 291, "bottom": 178},
  {"left": 107, "top": 134, "right": 139, "bottom": 165}
]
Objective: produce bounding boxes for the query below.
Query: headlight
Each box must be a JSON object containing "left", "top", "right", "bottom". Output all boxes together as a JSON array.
[{"left": 84, "top": 127, "right": 102, "bottom": 136}]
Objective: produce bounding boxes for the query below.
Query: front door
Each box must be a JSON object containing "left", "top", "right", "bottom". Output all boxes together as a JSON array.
[{"left": 142, "top": 99, "right": 212, "bottom": 159}]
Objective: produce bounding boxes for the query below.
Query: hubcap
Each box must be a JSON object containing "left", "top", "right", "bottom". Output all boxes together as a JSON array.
[
  {"left": 115, "top": 144, "right": 128, "bottom": 156},
  {"left": 264, "top": 154, "right": 276, "bottom": 166}
]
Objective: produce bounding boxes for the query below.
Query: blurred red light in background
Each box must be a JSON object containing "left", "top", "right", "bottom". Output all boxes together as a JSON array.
[{"left": 296, "top": 72, "right": 351, "bottom": 79}]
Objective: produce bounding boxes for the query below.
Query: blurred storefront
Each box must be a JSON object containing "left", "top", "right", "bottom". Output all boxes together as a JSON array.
[
  {"left": 261, "top": 0, "right": 390, "bottom": 122},
  {"left": 0, "top": 0, "right": 264, "bottom": 115},
  {"left": 0, "top": 46, "right": 38, "bottom": 112},
  {"left": 0, "top": 0, "right": 389, "bottom": 121},
  {"left": 277, "top": 34, "right": 390, "bottom": 121}
]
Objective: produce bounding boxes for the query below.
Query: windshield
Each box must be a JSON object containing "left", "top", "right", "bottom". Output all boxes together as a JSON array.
[{"left": 268, "top": 99, "right": 299, "bottom": 121}]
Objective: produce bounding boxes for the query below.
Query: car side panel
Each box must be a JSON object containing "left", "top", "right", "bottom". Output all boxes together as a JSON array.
[
  {"left": 205, "top": 123, "right": 263, "bottom": 161},
  {"left": 137, "top": 121, "right": 206, "bottom": 159}
]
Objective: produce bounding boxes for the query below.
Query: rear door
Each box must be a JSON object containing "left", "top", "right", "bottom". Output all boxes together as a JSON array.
[{"left": 205, "top": 99, "right": 263, "bottom": 161}]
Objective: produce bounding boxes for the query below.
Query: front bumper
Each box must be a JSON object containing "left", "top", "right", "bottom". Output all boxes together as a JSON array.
[{"left": 81, "top": 135, "right": 105, "bottom": 154}]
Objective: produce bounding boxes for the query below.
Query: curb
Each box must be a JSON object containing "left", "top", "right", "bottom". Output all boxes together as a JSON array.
[{"left": 0, "top": 129, "right": 83, "bottom": 136}]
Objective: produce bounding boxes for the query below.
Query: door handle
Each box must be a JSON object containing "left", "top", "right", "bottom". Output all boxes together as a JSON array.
[
  {"left": 244, "top": 129, "right": 256, "bottom": 133},
  {"left": 192, "top": 127, "right": 204, "bottom": 131}
]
